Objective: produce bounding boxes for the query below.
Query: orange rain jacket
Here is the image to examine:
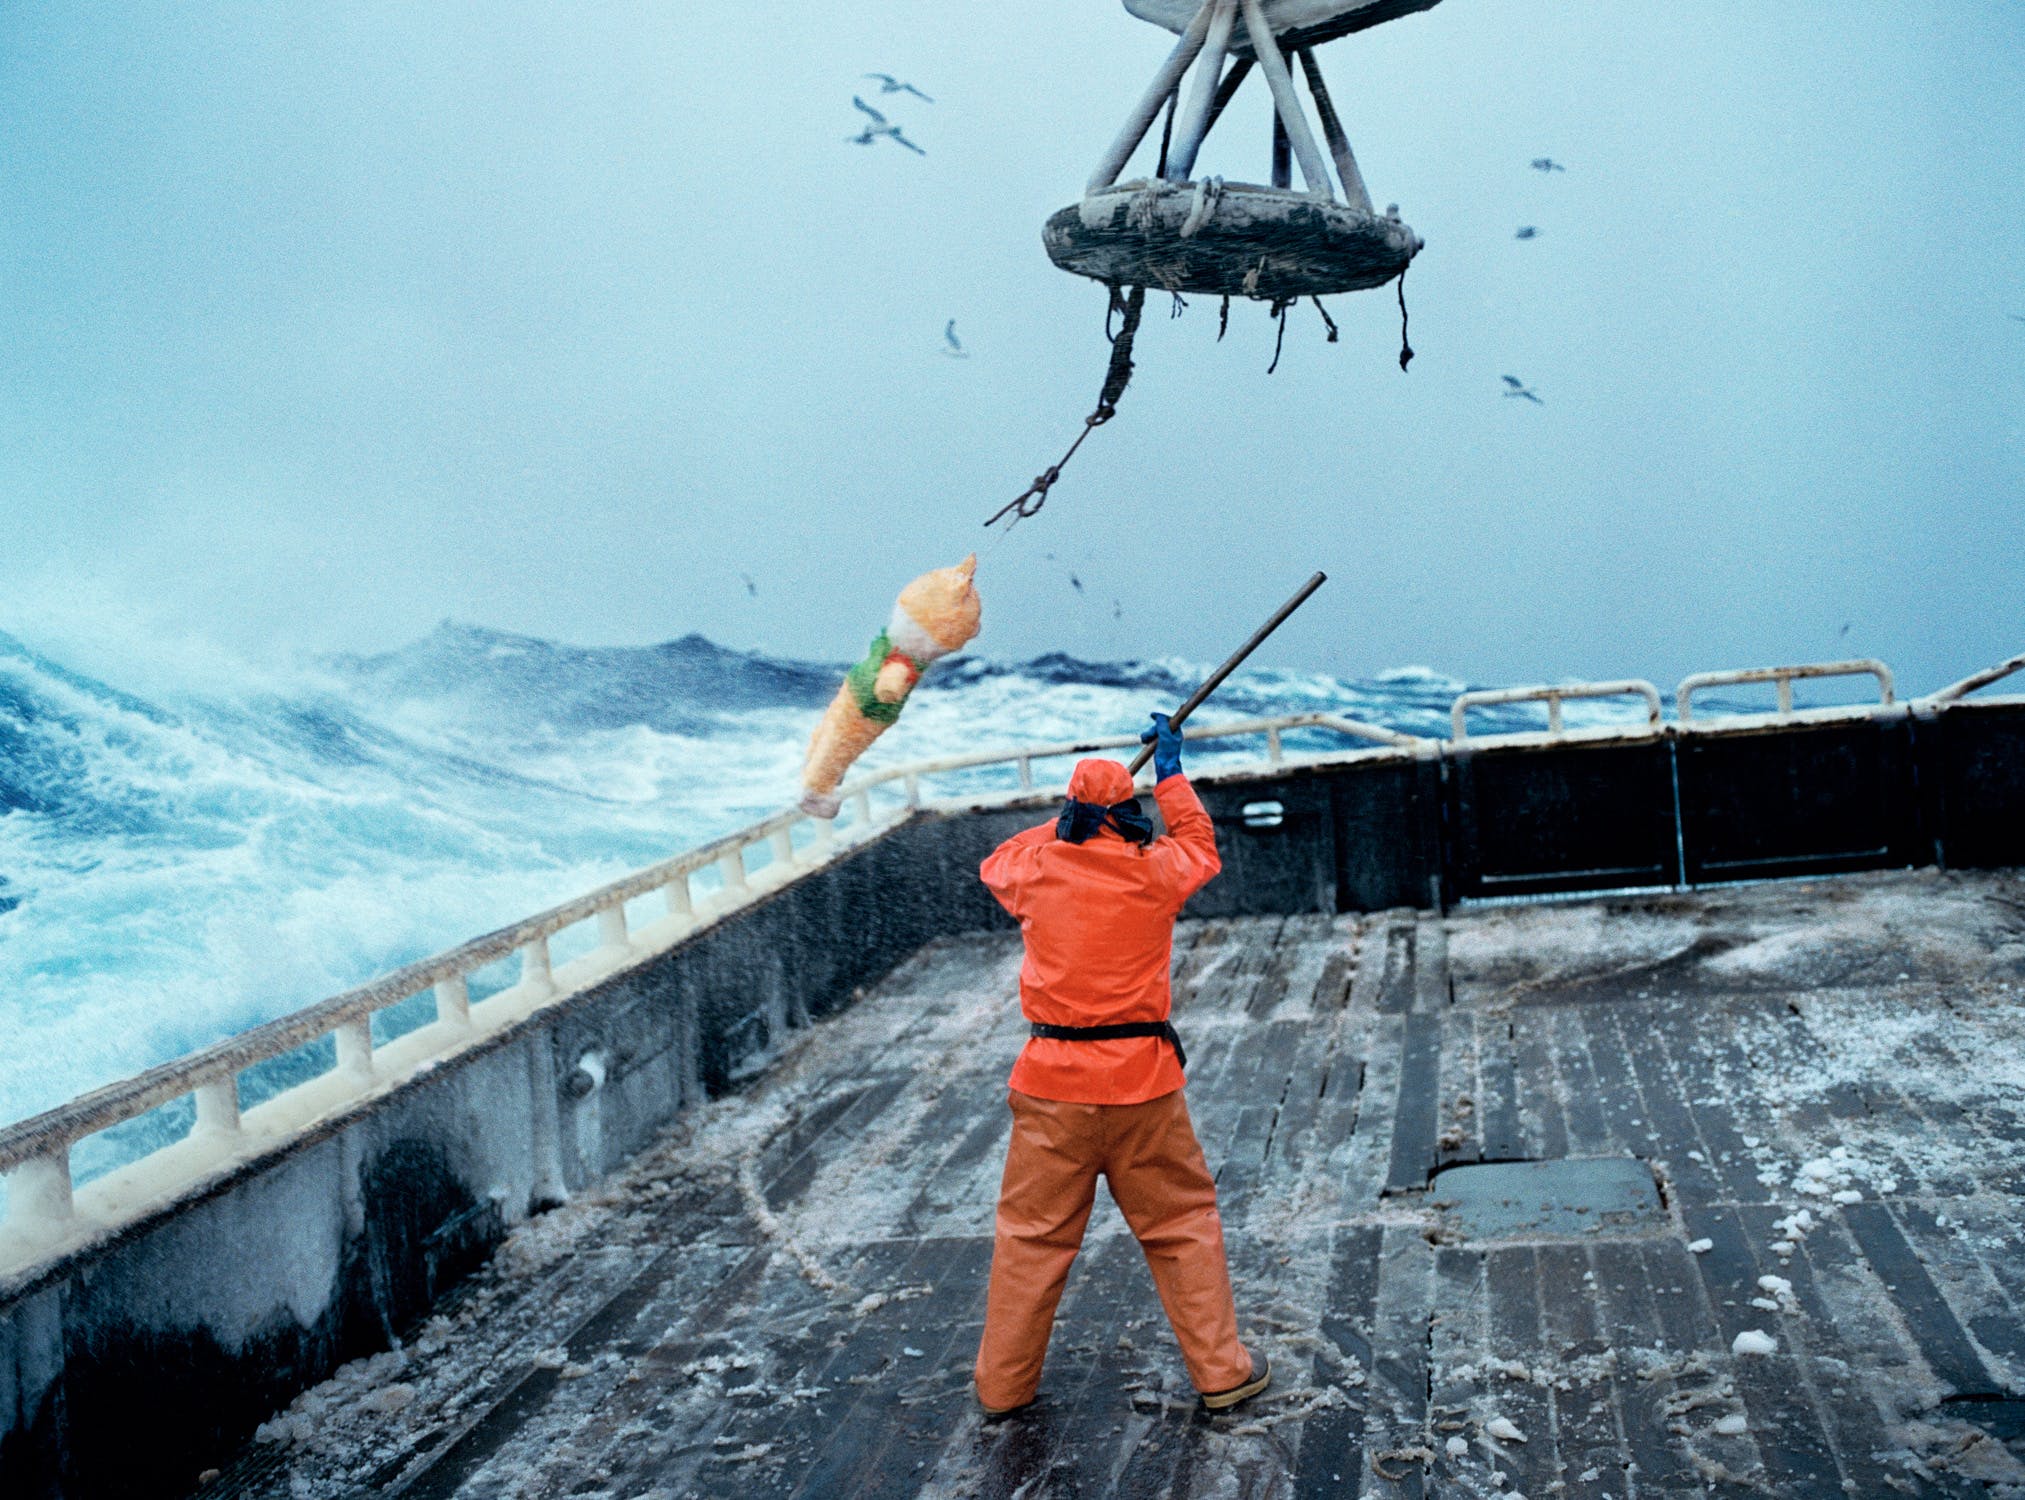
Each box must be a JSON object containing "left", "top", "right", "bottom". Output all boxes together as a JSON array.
[{"left": 980, "top": 765, "right": 1221, "bottom": 1105}]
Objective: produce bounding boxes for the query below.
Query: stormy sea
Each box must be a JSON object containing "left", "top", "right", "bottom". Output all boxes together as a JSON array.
[{"left": 0, "top": 622, "right": 1664, "bottom": 1181}]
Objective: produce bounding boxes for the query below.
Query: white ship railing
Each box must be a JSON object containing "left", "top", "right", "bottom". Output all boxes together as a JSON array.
[
  {"left": 1919, "top": 650, "right": 2025, "bottom": 707},
  {"left": 0, "top": 710, "right": 1416, "bottom": 1255},
  {"left": 1450, "top": 680, "right": 1663, "bottom": 740},
  {"left": 5, "top": 646, "right": 2018, "bottom": 1266},
  {"left": 1676, "top": 658, "right": 1894, "bottom": 721}
]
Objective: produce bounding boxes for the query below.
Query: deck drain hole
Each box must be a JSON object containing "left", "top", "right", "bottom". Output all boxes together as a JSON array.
[{"left": 1430, "top": 1157, "right": 1666, "bottom": 1242}]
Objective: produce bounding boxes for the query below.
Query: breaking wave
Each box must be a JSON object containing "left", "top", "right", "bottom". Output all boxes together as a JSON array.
[{"left": 0, "top": 621, "right": 1644, "bottom": 1137}]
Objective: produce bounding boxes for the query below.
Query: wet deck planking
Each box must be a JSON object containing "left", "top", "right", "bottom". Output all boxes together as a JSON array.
[{"left": 209, "top": 868, "right": 2025, "bottom": 1499}]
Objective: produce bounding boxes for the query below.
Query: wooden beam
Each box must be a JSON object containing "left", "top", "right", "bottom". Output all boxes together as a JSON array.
[
  {"left": 1086, "top": 0, "right": 1219, "bottom": 192},
  {"left": 1298, "top": 47, "right": 1373, "bottom": 214},
  {"left": 1238, "top": 0, "right": 1334, "bottom": 199},
  {"left": 1164, "top": 0, "right": 1241, "bottom": 182}
]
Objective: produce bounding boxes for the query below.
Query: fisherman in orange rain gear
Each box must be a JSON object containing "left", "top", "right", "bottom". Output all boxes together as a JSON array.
[{"left": 972, "top": 711, "right": 1270, "bottom": 1418}]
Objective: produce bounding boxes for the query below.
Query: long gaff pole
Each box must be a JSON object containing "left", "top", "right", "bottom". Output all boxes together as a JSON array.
[{"left": 1128, "top": 571, "right": 1328, "bottom": 775}]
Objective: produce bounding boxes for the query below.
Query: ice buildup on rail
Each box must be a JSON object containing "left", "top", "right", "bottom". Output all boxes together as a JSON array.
[{"left": 798, "top": 555, "right": 982, "bottom": 818}]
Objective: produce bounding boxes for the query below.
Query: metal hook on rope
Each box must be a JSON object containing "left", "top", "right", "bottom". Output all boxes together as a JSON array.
[{"left": 986, "top": 285, "right": 1147, "bottom": 528}]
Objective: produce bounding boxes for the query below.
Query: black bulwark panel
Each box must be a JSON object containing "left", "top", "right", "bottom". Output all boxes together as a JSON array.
[
  {"left": 1330, "top": 754, "right": 1443, "bottom": 912},
  {"left": 1917, "top": 702, "right": 2025, "bottom": 870},
  {"left": 1187, "top": 774, "right": 1337, "bottom": 918},
  {"left": 1675, "top": 715, "right": 1922, "bottom": 884},
  {"left": 1445, "top": 738, "right": 1679, "bottom": 899}
]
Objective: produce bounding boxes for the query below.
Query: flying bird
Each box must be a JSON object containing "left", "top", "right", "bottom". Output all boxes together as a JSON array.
[
  {"left": 1112, "top": 600, "right": 1123, "bottom": 621},
  {"left": 1530, "top": 157, "right": 1565, "bottom": 172},
  {"left": 941, "top": 320, "right": 968, "bottom": 358},
  {"left": 1515, "top": 225, "right": 1539, "bottom": 240},
  {"left": 847, "top": 97, "right": 925, "bottom": 154},
  {"left": 741, "top": 574, "right": 758, "bottom": 598},
  {"left": 1502, "top": 375, "right": 1543, "bottom": 405},
  {"left": 1069, "top": 574, "right": 1084, "bottom": 595},
  {"left": 2011, "top": 313, "right": 2025, "bottom": 323},
  {"left": 864, "top": 73, "right": 934, "bottom": 103}
]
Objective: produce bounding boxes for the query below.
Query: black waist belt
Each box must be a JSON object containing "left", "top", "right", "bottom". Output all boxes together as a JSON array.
[{"left": 1028, "top": 1020, "right": 1187, "bottom": 1071}]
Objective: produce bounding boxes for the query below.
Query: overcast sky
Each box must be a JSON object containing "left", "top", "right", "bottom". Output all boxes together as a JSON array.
[{"left": 2, "top": 0, "right": 2021, "bottom": 696}]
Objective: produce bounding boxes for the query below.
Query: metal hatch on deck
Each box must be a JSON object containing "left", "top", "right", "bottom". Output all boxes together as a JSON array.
[{"left": 1431, "top": 1157, "right": 1667, "bottom": 1242}]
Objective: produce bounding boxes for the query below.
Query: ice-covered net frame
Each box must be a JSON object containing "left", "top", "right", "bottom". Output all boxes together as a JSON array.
[{"left": 1046, "top": 0, "right": 1431, "bottom": 301}]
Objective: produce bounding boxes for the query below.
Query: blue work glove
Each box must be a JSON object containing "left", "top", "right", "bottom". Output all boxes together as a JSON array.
[{"left": 1141, "top": 712, "right": 1185, "bottom": 782}]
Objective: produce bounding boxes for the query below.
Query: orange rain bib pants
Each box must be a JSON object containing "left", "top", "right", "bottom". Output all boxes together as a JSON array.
[{"left": 973, "top": 767, "right": 1251, "bottom": 1410}]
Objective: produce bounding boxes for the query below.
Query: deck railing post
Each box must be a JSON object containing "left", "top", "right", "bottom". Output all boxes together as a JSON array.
[
  {"left": 1267, "top": 726, "right": 1283, "bottom": 764},
  {"left": 719, "top": 849, "right": 749, "bottom": 894},
  {"left": 435, "top": 973, "right": 473, "bottom": 1030},
  {"left": 1778, "top": 676, "right": 1794, "bottom": 717},
  {"left": 521, "top": 935, "right": 555, "bottom": 997},
  {"left": 194, "top": 1077, "right": 242, "bottom": 1137},
  {"left": 6, "top": 1150, "right": 74, "bottom": 1233},
  {"left": 597, "top": 905, "right": 630, "bottom": 956},
  {"left": 1018, "top": 756, "right": 1035, "bottom": 790},
  {"left": 336, "top": 1018, "right": 375, "bottom": 1081},
  {"left": 665, "top": 872, "right": 693, "bottom": 921},
  {"left": 770, "top": 828, "right": 796, "bottom": 870},
  {"left": 1548, "top": 694, "right": 1564, "bottom": 735},
  {"left": 852, "top": 791, "right": 873, "bottom": 827},
  {"left": 905, "top": 773, "right": 921, "bottom": 810}
]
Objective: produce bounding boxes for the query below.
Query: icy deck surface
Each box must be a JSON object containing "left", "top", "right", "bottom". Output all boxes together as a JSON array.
[{"left": 209, "top": 869, "right": 2025, "bottom": 1499}]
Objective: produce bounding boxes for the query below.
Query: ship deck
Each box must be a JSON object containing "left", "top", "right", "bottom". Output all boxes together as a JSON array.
[{"left": 207, "top": 868, "right": 2025, "bottom": 1499}]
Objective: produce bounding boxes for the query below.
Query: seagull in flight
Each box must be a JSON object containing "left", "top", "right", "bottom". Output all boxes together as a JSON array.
[
  {"left": 2010, "top": 313, "right": 2025, "bottom": 323},
  {"left": 1502, "top": 375, "right": 1543, "bottom": 404},
  {"left": 1530, "top": 157, "right": 1566, "bottom": 172},
  {"left": 1514, "top": 225, "right": 1539, "bottom": 240},
  {"left": 864, "top": 73, "right": 934, "bottom": 103},
  {"left": 941, "top": 320, "right": 968, "bottom": 358},
  {"left": 1069, "top": 574, "right": 1084, "bottom": 595},
  {"left": 847, "top": 97, "right": 925, "bottom": 154},
  {"left": 740, "top": 573, "right": 758, "bottom": 598}
]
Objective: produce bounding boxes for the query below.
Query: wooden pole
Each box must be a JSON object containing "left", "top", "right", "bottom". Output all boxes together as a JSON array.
[
  {"left": 1128, "top": 572, "right": 1329, "bottom": 775},
  {"left": 1197, "top": 56, "right": 1255, "bottom": 150},
  {"left": 1297, "top": 48, "right": 1373, "bottom": 215},
  {"left": 1086, "top": 1, "right": 1219, "bottom": 192},
  {"left": 1164, "top": 0, "right": 1241, "bottom": 182},
  {"left": 1238, "top": 0, "right": 1334, "bottom": 200}
]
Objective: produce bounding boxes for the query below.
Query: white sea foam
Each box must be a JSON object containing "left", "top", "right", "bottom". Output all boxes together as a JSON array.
[{"left": 5, "top": 620, "right": 1640, "bottom": 1160}]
